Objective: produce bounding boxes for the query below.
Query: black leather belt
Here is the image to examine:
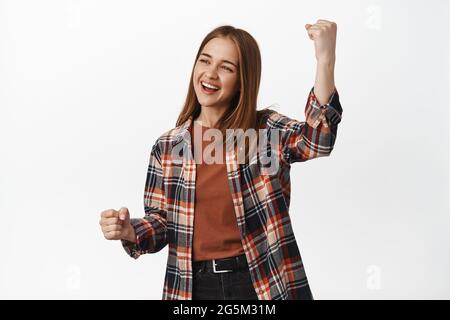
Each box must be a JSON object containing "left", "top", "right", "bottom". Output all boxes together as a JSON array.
[{"left": 193, "top": 254, "right": 248, "bottom": 273}]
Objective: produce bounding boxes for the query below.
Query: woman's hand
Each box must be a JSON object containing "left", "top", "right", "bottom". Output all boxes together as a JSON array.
[
  {"left": 99, "top": 207, "right": 136, "bottom": 243},
  {"left": 305, "top": 19, "right": 337, "bottom": 64}
]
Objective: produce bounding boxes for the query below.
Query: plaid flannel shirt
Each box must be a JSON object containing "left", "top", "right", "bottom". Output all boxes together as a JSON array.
[{"left": 122, "top": 87, "right": 343, "bottom": 299}]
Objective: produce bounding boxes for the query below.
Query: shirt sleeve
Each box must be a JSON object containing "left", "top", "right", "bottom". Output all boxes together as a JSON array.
[
  {"left": 271, "top": 87, "right": 343, "bottom": 164},
  {"left": 121, "top": 140, "right": 168, "bottom": 259}
]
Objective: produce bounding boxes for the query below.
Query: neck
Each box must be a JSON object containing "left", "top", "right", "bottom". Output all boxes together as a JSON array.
[{"left": 196, "top": 104, "right": 228, "bottom": 128}]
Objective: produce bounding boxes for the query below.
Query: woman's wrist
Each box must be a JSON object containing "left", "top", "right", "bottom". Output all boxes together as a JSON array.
[{"left": 122, "top": 225, "right": 137, "bottom": 243}]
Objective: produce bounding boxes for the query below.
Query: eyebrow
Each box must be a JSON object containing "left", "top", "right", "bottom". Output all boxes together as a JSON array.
[{"left": 199, "top": 53, "right": 238, "bottom": 69}]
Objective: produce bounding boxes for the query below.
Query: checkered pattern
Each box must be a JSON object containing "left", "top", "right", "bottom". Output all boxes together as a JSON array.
[{"left": 121, "top": 87, "right": 343, "bottom": 299}]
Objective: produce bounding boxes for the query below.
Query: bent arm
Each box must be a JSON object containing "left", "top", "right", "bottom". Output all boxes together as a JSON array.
[
  {"left": 271, "top": 87, "right": 343, "bottom": 164},
  {"left": 121, "top": 142, "right": 168, "bottom": 259}
]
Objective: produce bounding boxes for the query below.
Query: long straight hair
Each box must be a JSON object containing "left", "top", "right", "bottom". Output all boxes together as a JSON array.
[{"left": 176, "top": 25, "right": 273, "bottom": 163}]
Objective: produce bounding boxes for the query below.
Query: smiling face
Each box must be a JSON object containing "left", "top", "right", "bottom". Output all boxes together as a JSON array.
[{"left": 193, "top": 36, "right": 241, "bottom": 112}]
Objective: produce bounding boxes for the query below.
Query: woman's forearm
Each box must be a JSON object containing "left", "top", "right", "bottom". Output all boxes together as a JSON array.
[{"left": 313, "top": 58, "right": 336, "bottom": 106}]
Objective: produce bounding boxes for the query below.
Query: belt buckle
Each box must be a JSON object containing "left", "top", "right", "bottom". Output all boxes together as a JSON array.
[{"left": 212, "top": 259, "right": 233, "bottom": 273}]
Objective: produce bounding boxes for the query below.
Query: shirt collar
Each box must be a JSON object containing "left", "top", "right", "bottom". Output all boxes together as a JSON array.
[{"left": 171, "top": 116, "right": 194, "bottom": 147}]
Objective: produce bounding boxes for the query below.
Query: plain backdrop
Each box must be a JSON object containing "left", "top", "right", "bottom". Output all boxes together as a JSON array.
[{"left": 0, "top": 0, "right": 449, "bottom": 299}]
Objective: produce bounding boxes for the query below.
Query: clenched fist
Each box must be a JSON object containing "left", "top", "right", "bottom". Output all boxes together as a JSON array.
[
  {"left": 99, "top": 207, "right": 136, "bottom": 243},
  {"left": 305, "top": 19, "right": 337, "bottom": 64}
]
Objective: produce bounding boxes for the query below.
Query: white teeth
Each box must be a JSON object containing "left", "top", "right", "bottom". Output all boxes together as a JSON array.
[{"left": 201, "top": 81, "right": 220, "bottom": 90}]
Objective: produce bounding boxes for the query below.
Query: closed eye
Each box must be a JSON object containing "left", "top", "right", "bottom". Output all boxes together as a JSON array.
[{"left": 199, "top": 59, "right": 233, "bottom": 72}]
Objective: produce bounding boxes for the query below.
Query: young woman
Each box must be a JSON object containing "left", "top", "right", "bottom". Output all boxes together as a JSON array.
[{"left": 99, "top": 21, "right": 343, "bottom": 300}]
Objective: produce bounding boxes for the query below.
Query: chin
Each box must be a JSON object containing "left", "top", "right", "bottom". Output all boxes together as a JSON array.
[
  {"left": 197, "top": 95, "right": 221, "bottom": 106},
  {"left": 198, "top": 100, "right": 217, "bottom": 108}
]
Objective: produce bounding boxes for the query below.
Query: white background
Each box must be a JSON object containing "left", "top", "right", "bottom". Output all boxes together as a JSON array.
[{"left": 1, "top": 0, "right": 449, "bottom": 299}]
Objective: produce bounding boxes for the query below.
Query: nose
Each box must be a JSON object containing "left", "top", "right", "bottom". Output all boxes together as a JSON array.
[
  {"left": 204, "top": 64, "right": 219, "bottom": 80},
  {"left": 205, "top": 71, "right": 218, "bottom": 80}
]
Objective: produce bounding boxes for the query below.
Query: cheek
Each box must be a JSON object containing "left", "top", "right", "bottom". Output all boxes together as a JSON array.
[
  {"left": 192, "top": 68, "right": 199, "bottom": 81},
  {"left": 192, "top": 70, "right": 201, "bottom": 89},
  {"left": 193, "top": 65, "right": 202, "bottom": 80},
  {"left": 223, "top": 76, "right": 239, "bottom": 92}
]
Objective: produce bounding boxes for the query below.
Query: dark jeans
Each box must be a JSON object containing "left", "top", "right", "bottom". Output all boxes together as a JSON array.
[
  {"left": 192, "top": 257, "right": 258, "bottom": 300},
  {"left": 192, "top": 255, "right": 314, "bottom": 300}
]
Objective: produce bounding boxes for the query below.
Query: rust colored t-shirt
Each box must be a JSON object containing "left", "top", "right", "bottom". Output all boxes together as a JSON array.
[{"left": 191, "top": 120, "right": 245, "bottom": 262}]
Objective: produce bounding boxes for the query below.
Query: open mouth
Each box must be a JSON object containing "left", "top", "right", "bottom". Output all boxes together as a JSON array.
[{"left": 201, "top": 81, "right": 220, "bottom": 94}]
